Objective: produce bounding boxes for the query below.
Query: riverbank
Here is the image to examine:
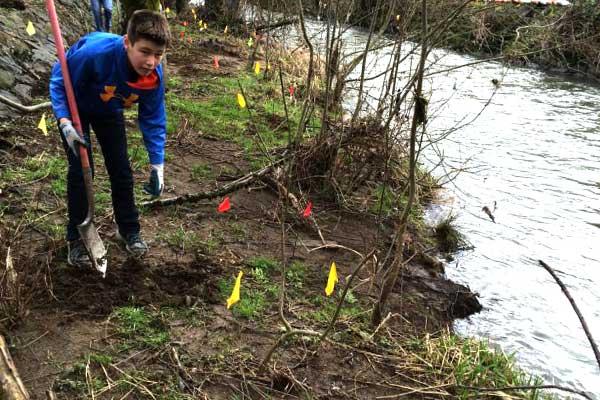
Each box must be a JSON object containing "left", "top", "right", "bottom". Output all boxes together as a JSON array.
[
  {"left": 0, "top": 8, "right": 563, "bottom": 399},
  {"left": 416, "top": 1, "right": 600, "bottom": 81}
]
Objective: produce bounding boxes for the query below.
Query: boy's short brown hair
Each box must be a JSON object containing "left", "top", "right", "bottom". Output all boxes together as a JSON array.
[{"left": 126, "top": 10, "right": 171, "bottom": 47}]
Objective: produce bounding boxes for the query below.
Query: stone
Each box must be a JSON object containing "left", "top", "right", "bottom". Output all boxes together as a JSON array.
[
  {"left": 0, "top": 69, "right": 15, "bottom": 89},
  {"left": 13, "top": 83, "right": 31, "bottom": 102}
]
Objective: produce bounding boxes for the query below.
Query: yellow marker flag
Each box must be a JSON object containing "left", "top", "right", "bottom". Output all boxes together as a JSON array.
[
  {"left": 227, "top": 271, "right": 243, "bottom": 309},
  {"left": 247, "top": 37, "right": 254, "bottom": 47},
  {"left": 396, "top": 14, "right": 400, "bottom": 21},
  {"left": 325, "top": 261, "right": 338, "bottom": 296},
  {"left": 236, "top": 92, "right": 246, "bottom": 108},
  {"left": 254, "top": 61, "right": 261, "bottom": 75},
  {"left": 37, "top": 113, "right": 48, "bottom": 136},
  {"left": 26, "top": 21, "right": 36, "bottom": 36},
  {"left": 203, "top": 22, "right": 208, "bottom": 30},
  {"left": 165, "top": 7, "right": 170, "bottom": 14},
  {"left": 266, "top": 62, "right": 271, "bottom": 71},
  {"left": 224, "top": 25, "right": 228, "bottom": 34}
]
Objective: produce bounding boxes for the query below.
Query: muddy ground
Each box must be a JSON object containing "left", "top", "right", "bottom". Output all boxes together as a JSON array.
[{"left": 1, "top": 31, "right": 482, "bottom": 400}]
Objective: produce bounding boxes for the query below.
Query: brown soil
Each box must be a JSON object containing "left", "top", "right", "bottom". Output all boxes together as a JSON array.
[{"left": 1, "top": 34, "right": 481, "bottom": 399}]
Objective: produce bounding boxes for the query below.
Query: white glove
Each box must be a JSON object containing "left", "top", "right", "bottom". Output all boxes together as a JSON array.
[{"left": 143, "top": 164, "right": 164, "bottom": 197}]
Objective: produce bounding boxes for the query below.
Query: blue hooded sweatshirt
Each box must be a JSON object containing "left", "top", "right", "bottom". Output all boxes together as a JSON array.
[{"left": 49, "top": 32, "right": 166, "bottom": 165}]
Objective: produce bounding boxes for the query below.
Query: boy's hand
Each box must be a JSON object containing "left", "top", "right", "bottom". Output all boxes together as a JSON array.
[
  {"left": 143, "top": 164, "right": 164, "bottom": 197},
  {"left": 59, "top": 120, "right": 88, "bottom": 157}
]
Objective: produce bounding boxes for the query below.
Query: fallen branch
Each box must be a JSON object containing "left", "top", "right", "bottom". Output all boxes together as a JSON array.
[
  {"left": 258, "top": 328, "right": 320, "bottom": 373},
  {"left": 141, "top": 158, "right": 286, "bottom": 209},
  {"left": 538, "top": 260, "right": 600, "bottom": 371},
  {"left": 255, "top": 18, "right": 298, "bottom": 33},
  {"left": 0, "top": 334, "right": 29, "bottom": 400},
  {"left": 0, "top": 95, "right": 51, "bottom": 113}
]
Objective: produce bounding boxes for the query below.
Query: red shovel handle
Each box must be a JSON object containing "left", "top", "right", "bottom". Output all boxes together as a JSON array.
[{"left": 46, "top": 0, "right": 90, "bottom": 169}]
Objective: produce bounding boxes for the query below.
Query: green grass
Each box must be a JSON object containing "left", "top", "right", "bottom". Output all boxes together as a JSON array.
[
  {"left": 246, "top": 256, "right": 279, "bottom": 272},
  {"left": 111, "top": 306, "right": 170, "bottom": 350},
  {"left": 160, "top": 226, "right": 200, "bottom": 251},
  {"left": 421, "top": 333, "right": 553, "bottom": 400},
  {"left": 190, "top": 162, "right": 214, "bottom": 181},
  {"left": 434, "top": 213, "right": 468, "bottom": 253},
  {"left": 217, "top": 275, "right": 269, "bottom": 319},
  {"left": 167, "top": 72, "right": 320, "bottom": 168},
  {"left": 0, "top": 154, "right": 67, "bottom": 191}
]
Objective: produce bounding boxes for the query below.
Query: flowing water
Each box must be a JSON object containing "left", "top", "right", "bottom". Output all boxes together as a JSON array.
[{"left": 273, "top": 14, "right": 600, "bottom": 398}]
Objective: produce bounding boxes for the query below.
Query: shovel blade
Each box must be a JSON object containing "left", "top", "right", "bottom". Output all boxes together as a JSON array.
[{"left": 78, "top": 222, "right": 108, "bottom": 277}]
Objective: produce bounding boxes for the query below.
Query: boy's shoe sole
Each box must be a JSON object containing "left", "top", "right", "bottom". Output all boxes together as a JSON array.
[{"left": 115, "top": 231, "right": 148, "bottom": 258}]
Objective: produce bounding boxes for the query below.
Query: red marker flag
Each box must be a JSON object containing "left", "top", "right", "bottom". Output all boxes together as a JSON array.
[
  {"left": 288, "top": 85, "right": 295, "bottom": 97},
  {"left": 218, "top": 197, "right": 231, "bottom": 213},
  {"left": 213, "top": 55, "right": 220, "bottom": 69},
  {"left": 302, "top": 201, "right": 312, "bottom": 218},
  {"left": 182, "top": 21, "right": 188, "bottom": 27},
  {"left": 180, "top": 30, "right": 185, "bottom": 39}
]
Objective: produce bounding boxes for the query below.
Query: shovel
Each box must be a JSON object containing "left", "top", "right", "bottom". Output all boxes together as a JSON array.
[{"left": 46, "top": 0, "right": 108, "bottom": 277}]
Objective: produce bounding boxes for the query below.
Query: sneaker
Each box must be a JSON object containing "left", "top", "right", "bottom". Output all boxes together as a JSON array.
[
  {"left": 116, "top": 231, "right": 149, "bottom": 257},
  {"left": 67, "top": 239, "right": 91, "bottom": 267}
]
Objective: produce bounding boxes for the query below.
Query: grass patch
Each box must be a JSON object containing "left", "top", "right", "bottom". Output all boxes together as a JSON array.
[
  {"left": 246, "top": 256, "right": 279, "bottom": 272},
  {"left": 434, "top": 214, "right": 468, "bottom": 253},
  {"left": 423, "top": 333, "right": 551, "bottom": 400},
  {"left": 167, "top": 72, "right": 320, "bottom": 167},
  {"left": 0, "top": 154, "right": 67, "bottom": 190},
  {"left": 111, "top": 306, "right": 170, "bottom": 350},
  {"left": 190, "top": 162, "right": 214, "bottom": 181}
]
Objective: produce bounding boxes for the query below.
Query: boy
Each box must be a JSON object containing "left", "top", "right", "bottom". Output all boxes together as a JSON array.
[{"left": 49, "top": 10, "right": 170, "bottom": 267}]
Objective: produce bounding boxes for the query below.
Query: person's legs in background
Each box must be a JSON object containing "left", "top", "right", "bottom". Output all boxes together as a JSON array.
[
  {"left": 90, "top": 0, "right": 103, "bottom": 31},
  {"left": 101, "top": 0, "right": 113, "bottom": 32}
]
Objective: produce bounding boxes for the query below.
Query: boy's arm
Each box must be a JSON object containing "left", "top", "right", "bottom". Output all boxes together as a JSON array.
[
  {"left": 139, "top": 88, "right": 167, "bottom": 196},
  {"left": 49, "top": 43, "right": 94, "bottom": 122},
  {"left": 138, "top": 89, "right": 167, "bottom": 166}
]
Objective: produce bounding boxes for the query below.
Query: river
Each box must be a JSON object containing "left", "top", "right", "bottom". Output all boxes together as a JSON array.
[{"left": 275, "top": 12, "right": 600, "bottom": 398}]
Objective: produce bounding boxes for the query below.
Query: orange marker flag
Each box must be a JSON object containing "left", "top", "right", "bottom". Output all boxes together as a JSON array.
[
  {"left": 180, "top": 30, "right": 185, "bottom": 39},
  {"left": 302, "top": 201, "right": 312, "bottom": 218},
  {"left": 213, "top": 55, "right": 220, "bottom": 69},
  {"left": 182, "top": 21, "right": 188, "bottom": 27},
  {"left": 325, "top": 261, "right": 338, "bottom": 296},
  {"left": 227, "top": 271, "right": 243, "bottom": 309},
  {"left": 236, "top": 92, "right": 246, "bottom": 109},
  {"left": 218, "top": 196, "right": 231, "bottom": 213}
]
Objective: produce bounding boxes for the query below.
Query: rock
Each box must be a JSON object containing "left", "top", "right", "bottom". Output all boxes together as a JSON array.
[
  {"left": 448, "top": 287, "right": 482, "bottom": 319},
  {"left": 0, "top": 69, "right": 15, "bottom": 89},
  {"left": 0, "top": 1, "right": 90, "bottom": 117},
  {"left": 14, "top": 83, "right": 31, "bottom": 102}
]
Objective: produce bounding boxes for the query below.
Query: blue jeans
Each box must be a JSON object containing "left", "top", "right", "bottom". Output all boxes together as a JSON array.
[
  {"left": 91, "top": 0, "right": 113, "bottom": 32},
  {"left": 59, "top": 113, "right": 140, "bottom": 242}
]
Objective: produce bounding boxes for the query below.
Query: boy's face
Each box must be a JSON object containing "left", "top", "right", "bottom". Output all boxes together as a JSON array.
[{"left": 124, "top": 35, "right": 166, "bottom": 76}]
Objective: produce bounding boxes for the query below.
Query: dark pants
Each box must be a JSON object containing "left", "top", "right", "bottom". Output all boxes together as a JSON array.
[{"left": 60, "top": 113, "right": 140, "bottom": 242}]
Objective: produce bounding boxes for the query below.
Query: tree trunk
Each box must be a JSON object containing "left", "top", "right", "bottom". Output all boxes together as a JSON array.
[
  {"left": 120, "top": 0, "right": 161, "bottom": 34},
  {"left": 175, "top": 0, "right": 188, "bottom": 13},
  {"left": 0, "top": 335, "right": 29, "bottom": 400}
]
